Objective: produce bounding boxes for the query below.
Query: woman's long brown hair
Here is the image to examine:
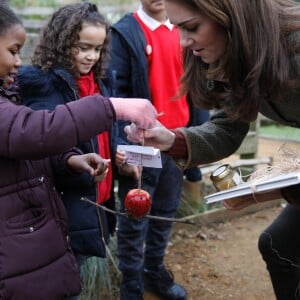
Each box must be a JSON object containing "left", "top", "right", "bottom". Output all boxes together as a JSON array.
[{"left": 169, "top": 0, "right": 300, "bottom": 121}]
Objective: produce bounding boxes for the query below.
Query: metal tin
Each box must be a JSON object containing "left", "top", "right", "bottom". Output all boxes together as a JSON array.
[{"left": 210, "top": 164, "right": 242, "bottom": 191}]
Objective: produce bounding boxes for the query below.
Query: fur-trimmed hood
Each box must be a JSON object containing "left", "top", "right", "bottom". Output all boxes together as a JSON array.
[{"left": 17, "top": 66, "right": 78, "bottom": 110}]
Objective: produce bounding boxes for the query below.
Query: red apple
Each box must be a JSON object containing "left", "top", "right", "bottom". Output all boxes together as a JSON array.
[{"left": 125, "top": 188, "right": 152, "bottom": 218}]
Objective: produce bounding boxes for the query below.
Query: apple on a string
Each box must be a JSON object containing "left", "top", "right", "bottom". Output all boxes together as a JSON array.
[
  {"left": 125, "top": 188, "right": 152, "bottom": 218},
  {"left": 124, "top": 137, "right": 152, "bottom": 218}
]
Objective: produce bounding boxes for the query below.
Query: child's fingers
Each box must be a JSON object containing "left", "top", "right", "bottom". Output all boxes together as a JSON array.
[{"left": 94, "top": 168, "right": 109, "bottom": 182}]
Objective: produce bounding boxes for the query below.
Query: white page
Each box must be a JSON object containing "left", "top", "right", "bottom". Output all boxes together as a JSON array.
[{"left": 205, "top": 171, "right": 300, "bottom": 204}]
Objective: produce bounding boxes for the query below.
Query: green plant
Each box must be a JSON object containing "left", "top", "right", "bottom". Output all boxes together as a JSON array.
[
  {"left": 259, "top": 124, "right": 300, "bottom": 141},
  {"left": 80, "top": 237, "right": 121, "bottom": 300}
]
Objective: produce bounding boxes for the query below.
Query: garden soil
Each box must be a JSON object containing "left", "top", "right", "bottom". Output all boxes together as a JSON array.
[{"left": 145, "top": 137, "right": 300, "bottom": 300}]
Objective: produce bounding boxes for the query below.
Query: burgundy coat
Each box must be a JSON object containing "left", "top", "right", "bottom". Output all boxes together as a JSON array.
[{"left": 0, "top": 88, "right": 115, "bottom": 299}]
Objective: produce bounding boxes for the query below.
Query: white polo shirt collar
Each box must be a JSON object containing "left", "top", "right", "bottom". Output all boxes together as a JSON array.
[{"left": 137, "top": 6, "right": 173, "bottom": 31}]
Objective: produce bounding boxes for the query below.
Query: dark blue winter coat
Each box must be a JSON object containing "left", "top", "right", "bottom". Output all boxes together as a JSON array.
[
  {"left": 106, "top": 14, "right": 150, "bottom": 150},
  {"left": 18, "top": 65, "right": 116, "bottom": 258}
]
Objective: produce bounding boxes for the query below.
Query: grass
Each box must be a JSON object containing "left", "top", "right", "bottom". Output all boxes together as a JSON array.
[
  {"left": 80, "top": 237, "right": 121, "bottom": 300},
  {"left": 259, "top": 124, "right": 300, "bottom": 142}
]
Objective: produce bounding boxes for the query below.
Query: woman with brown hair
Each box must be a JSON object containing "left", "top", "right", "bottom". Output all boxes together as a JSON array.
[{"left": 125, "top": 0, "right": 300, "bottom": 299}]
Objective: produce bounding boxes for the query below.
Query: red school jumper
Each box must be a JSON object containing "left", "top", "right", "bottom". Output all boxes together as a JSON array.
[
  {"left": 76, "top": 72, "right": 113, "bottom": 204},
  {"left": 134, "top": 12, "right": 190, "bottom": 129}
]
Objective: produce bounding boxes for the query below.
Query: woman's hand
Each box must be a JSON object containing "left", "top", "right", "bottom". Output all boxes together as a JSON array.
[
  {"left": 67, "top": 153, "right": 110, "bottom": 179},
  {"left": 124, "top": 121, "right": 176, "bottom": 151},
  {"left": 224, "top": 189, "right": 283, "bottom": 210}
]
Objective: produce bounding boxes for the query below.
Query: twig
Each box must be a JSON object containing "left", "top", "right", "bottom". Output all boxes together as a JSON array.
[
  {"left": 81, "top": 197, "right": 196, "bottom": 226},
  {"left": 143, "top": 213, "right": 196, "bottom": 225},
  {"left": 81, "top": 197, "right": 127, "bottom": 217}
]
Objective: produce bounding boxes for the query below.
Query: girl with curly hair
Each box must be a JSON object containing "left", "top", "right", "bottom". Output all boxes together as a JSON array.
[{"left": 17, "top": 2, "right": 140, "bottom": 298}]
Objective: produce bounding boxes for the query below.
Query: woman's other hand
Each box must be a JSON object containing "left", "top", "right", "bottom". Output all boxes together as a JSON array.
[{"left": 124, "top": 121, "right": 176, "bottom": 151}]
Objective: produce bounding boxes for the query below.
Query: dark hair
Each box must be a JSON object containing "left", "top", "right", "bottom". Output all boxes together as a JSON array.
[
  {"left": 0, "top": 1, "right": 23, "bottom": 37},
  {"left": 167, "top": 0, "right": 300, "bottom": 121},
  {"left": 32, "top": 2, "right": 110, "bottom": 82}
]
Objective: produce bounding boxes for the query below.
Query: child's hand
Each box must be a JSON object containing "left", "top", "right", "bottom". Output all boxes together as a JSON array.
[
  {"left": 119, "top": 163, "right": 142, "bottom": 181},
  {"left": 110, "top": 97, "right": 158, "bottom": 129},
  {"left": 115, "top": 149, "right": 142, "bottom": 180},
  {"left": 93, "top": 163, "right": 110, "bottom": 183},
  {"left": 68, "top": 153, "right": 110, "bottom": 178},
  {"left": 115, "top": 150, "right": 126, "bottom": 168}
]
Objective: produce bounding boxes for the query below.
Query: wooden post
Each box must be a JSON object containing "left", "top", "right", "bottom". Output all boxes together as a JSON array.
[{"left": 235, "top": 116, "right": 261, "bottom": 177}]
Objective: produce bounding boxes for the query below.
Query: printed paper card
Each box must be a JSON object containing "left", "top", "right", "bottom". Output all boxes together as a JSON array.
[{"left": 117, "top": 145, "right": 162, "bottom": 168}]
